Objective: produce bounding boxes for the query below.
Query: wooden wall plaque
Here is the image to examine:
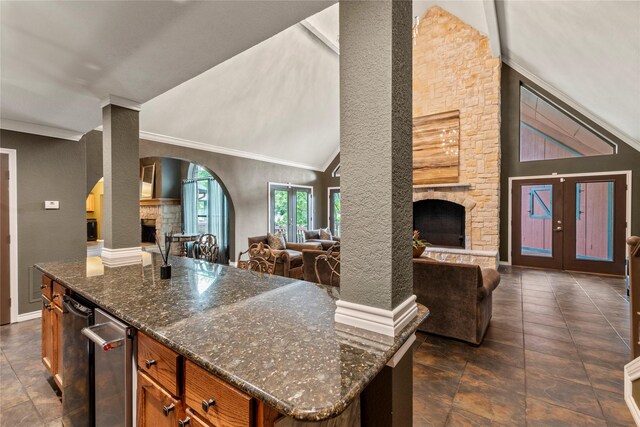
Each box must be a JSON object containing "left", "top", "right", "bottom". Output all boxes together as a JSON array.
[{"left": 413, "top": 110, "right": 460, "bottom": 185}]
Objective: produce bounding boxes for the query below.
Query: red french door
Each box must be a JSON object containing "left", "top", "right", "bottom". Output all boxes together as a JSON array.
[{"left": 512, "top": 174, "right": 627, "bottom": 276}]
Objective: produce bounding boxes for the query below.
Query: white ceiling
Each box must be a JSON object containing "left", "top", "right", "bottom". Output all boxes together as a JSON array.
[
  {"left": 139, "top": 14, "right": 340, "bottom": 171},
  {"left": 413, "top": 1, "right": 489, "bottom": 37},
  {"left": 496, "top": 0, "right": 640, "bottom": 147},
  {"left": 0, "top": 0, "right": 333, "bottom": 138},
  {"left": 1, "top": 0, "right": 638, "bottom": 167}
]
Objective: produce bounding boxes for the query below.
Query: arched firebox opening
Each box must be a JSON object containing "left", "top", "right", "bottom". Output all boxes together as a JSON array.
[{"left": 413, "top": 199, "right": 465, "bottom": 248}]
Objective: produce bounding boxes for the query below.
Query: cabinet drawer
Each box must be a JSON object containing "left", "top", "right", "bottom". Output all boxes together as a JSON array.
[
  {"left": 41, "top": 275, "right": 53, "bottom": 300},
  {"left": 51, "top": 281, "right": 67, "bottom": 307},
  {"left": 184, "top": 360, "right": 251, "bottom": 427},
  {"left": 137, "top": 332, "right": 180, "bottom": 396},
  {"left": 137, "top": 371, "right": 181, "bottom": 427}
]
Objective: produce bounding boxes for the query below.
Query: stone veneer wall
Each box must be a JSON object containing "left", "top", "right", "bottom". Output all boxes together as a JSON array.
[
  {"left": 140, "top": 204, "right": 182, "bottom": 254},
  {"left": 412, "top": 6, "right": 501, "bottom": 263}
]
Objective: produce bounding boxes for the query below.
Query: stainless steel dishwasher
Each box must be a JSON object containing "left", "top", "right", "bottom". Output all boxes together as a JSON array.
[{"left": 81, "top": 308, "right": 134, "bottom": 427}]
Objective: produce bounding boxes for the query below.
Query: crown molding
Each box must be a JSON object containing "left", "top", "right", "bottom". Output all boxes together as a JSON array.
[
  {"left": 100, "top": 95, "right": 141, "bottom": 111},
  {"left": 320, "top": 145, "right": 341, "bottom": 172},
  {"left": 139, "top": 130, "right": 326, "bottom": 172},
  {"left": 504, "top": 57, "right": 640, "bottom": 153},
  {"left": 300, "top": 21, "right": 340, "bottom": 55},
  {"left": 0, "top": 119, "right": 83, "bottom": 141}
]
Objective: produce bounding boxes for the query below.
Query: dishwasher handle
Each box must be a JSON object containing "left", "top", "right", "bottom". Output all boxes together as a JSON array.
[{"left": 81, "top": 323, "right": 124, "bottom": 351}]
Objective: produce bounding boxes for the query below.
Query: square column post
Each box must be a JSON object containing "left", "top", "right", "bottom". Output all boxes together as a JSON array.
[
  {"left": 336, "top": 0, "right": 416, "bottom": 333},
  {"left": 101, "top": 96, "right": 142, "bottom": 266},
  {"left": 337, "top": 2, "right": 416, "bottom": 425}
]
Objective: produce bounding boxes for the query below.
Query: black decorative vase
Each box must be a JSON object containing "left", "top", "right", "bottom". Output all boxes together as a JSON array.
[{"left": 160, "top": 264, "right": 172, "bottom": 280}]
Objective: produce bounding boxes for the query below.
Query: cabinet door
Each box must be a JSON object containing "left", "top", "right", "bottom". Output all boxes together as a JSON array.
[
  {"left": 51, "top": 304, "right": 64, "bottom": 389},
  {"left": 137, "top": 371, "right": 181, "bottom": 427},
  {"left": 182, "top": 407, "right": 213, "bottom": 427},
  {"left": 41, "top": 297, "right": 53, "bottom": 375}
]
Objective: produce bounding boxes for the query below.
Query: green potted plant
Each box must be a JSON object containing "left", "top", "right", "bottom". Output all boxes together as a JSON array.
[{"left": 413, "top": 230, "right": 429, "bottom": 258}]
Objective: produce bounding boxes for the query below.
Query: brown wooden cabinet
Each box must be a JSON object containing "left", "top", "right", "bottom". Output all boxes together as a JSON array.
[
  {"left": 137, "top": 371, "right": 181, "bottom": 426},
  {"left": 184, "top": 360, "right": 251, "bottom": 427},
  {"left": 136, "top": 333, "right": 279, "bottom": 427},
  {"left": 51, "top": 303, "right": 64, "bottom": 389},
  {"left": 41, "top": 295, "right": 53, "bottom": 375},
  {"left": 41, "top": 275, "right": 67, "bottom": 391}
]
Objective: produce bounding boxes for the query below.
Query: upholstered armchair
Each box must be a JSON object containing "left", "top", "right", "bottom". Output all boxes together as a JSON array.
[
  {"left": 244, "top": 236, "right": 321, "bottom": 279},
  {"left": 413, "top": 258, "right": 500, "bottom": 345}
]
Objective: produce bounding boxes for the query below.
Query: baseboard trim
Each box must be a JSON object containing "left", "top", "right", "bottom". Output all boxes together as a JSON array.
[
  {"left": 624, "top": 357, "right": 640, "bottom": 425},
  {"left": 101, "top": 247, "right": 142, "bottom": 267},
  {"left": 16, "top": 310, "right": 42, "bottom": 323},
  {"left": 335, "top": 295, "right": 418, "bottom": 337}
]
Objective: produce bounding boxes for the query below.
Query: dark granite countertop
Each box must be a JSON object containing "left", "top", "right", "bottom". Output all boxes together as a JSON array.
[{"left": 36, "top": 253, "right": 428, "bottom": 421}]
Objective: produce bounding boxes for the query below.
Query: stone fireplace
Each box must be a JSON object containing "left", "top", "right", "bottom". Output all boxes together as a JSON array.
[
  {"left": 412, "top": 7, "right": 501, "bottom": 269},
  {"left": 140, "top": 200, "right": 181, "bottom": 254}
]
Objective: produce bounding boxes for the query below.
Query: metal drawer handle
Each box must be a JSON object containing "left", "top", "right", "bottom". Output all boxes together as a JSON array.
[
  {"left": 178, "top": 417, "right": 191, "bottom": 426},
  {"left": 81, "top": 323, "right": 124, "bottom": 351},
  {"left": 202, "top": 398, "right": 216, "bottom": 412},
  {"left": 145, "top": 359, "right": 157, "bottom": 369},
  {"left": 40, "top": 284, "right": 48, "bottom": 289},
  {"left": 162, "top": 403, "right": 175, "bottom": 416}
]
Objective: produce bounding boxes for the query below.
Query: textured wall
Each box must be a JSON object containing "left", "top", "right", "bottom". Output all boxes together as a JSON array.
[
  {"left": 0, "top": 130, "right": 86, "bottom": 314},
  {"left": 102, "top": 105, "right": 141, "bottom": 249},
  {"left": 413, "top": 6, "right": 501, "bottom": 252},
  {"left": 339, "top": 0, "right": 413, "bottom": 311},
  {"left": 500, "top": 64, "right": 640, "bottom": 261}
]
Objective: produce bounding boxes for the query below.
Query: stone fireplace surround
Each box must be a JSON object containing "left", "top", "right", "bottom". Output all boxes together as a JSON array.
[
  {"left": 413, "top": 186, "right": 499, "bottom": 269},
  {"left": 140, "top": 201, "right": 181, "bottom": 255}
]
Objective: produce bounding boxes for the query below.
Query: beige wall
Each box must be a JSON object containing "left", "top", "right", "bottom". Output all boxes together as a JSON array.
[{"left": 412, "top": 6, "right": 501, "bottom": 253}]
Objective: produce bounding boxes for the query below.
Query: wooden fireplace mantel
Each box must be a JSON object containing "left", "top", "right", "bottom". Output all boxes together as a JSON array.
[
  {"left": 139, "top": 198, "right": 180, "bottom": 206},
  {"left": 413, "top": 183, "right": 471, "bottom": 189}
]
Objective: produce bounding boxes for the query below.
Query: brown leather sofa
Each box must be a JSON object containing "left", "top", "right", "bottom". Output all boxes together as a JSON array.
[
  {"left": 302, "top": 249, "right": 341, "bottom": 286},
  {"left": 246, "top": 236, "right": 321, "bottom": 279},
  {"left": 413, "top": 258, "right": 500, "bottom": 345},
  {"left": 304, "top": 229, "right": 340, "bottom": 250}
]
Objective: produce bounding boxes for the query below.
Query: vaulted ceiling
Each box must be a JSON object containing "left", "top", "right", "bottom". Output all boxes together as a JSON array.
[
  {"left": 1, "top": 1, "right": 638, "bottom": 168},
  {"left": 0, "top": 0, "right": 334, "bottom": 139}
]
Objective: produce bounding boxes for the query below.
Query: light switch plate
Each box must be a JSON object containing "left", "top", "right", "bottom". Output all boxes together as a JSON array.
[{"left": 44, "top": 201, "right": 60, "bottom": 210}]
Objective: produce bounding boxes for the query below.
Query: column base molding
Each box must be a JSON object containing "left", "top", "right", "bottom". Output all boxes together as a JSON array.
[
  {"left": 101, "top": 247, "right": 142, "bottom": 267},
  {"left": 335, "top": 295, "right": 418, "bottom": 337}
]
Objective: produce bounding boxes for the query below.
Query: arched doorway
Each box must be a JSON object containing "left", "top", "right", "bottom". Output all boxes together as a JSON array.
[
  {"left": 86, "top": 178, "right": 104, "bottom": 256},
  {"left": 183, "top": 163, "right": 231, "bottom": 263}
]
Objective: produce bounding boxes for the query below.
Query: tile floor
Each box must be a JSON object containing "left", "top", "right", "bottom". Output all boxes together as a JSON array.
[
  {"left": 413, "top": 266, "right": 635, "bottom": 426},
  {"left": 0, "top": 267, "right": 635, "bottom": 426}
]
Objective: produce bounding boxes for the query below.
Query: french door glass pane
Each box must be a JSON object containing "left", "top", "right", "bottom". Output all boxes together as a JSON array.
[
  {"left": 576, "top": 181, "right": 614, "bottom": 262},
  {"left": 273, "top": 189, "right": 289, "bottom": 237},
  {"left": 521, "top": 185, "right": 553, "bottom": 257},
  {"left": 296, "top": 190, "right": 309, "bottom": 229}
]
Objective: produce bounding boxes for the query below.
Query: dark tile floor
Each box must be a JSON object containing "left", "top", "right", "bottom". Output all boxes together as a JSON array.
[
  {"left": 413, "top": 266, "right": 635, "bottom": 426},
  {"left": 0, "top": 319, "right": 61, "bottom": 426},
  {"left": 0, "top": 267, "right": 635, "bottom": 426}
]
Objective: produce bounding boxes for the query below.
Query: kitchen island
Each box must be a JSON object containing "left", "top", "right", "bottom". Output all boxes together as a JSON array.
[{"left": 36, "top": 253, "right": 428, "bottom": 426}]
